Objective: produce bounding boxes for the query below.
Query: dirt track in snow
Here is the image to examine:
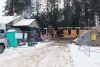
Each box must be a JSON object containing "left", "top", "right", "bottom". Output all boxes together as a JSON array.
[{"left": 0, "top": 41, "right": 73, "bottom": 67}]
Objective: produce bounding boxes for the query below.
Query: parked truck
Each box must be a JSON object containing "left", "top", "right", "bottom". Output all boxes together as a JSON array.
[{"left": 0, "top": 34, "right": 7, "bottom": 54}]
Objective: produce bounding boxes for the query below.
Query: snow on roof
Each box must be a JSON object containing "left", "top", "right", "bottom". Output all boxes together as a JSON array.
[
  {"left": 7, "top": 29, "right": 16, "bottom": 32},
  {"left": 0, "top": 16, "right": 21, "bottom": 24},
  {"left": 0, "top": 16, "right": 14, "bottom": 24},
  {"left": 13, "top": 19, "right": 39, "bottom": 28}
]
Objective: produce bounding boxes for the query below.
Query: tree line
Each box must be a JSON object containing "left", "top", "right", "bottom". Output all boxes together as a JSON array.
[{"left": 4, "top": 0, "right": 100, "bottom": 29}]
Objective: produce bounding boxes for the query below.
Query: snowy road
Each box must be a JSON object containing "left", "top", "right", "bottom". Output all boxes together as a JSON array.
[{"left": 0, "top": 42, "right": 73, "bottom": 67}]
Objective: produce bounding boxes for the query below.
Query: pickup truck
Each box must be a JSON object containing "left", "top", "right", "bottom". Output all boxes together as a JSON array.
[{"left": 0, "top": 34, "right": 7, "bottom": 54}]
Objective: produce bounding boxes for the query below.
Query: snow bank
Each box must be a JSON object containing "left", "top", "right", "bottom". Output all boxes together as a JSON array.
[{"left": 69, "top": 43, "right": 100, "bottom": 67}]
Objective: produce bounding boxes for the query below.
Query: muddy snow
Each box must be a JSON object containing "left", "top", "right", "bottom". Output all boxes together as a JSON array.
[{"left": 0, "top": 42, "right": 73, "bottom": 67}]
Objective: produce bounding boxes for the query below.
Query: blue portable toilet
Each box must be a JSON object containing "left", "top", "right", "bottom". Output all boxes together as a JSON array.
[{"left": 6, "top": 29, "right": 19, "bottom": 48}]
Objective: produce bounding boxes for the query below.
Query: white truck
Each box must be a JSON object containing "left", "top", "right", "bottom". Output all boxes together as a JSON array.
[{"left": 0, "top": 34, "right": 7, "bottom": 54}]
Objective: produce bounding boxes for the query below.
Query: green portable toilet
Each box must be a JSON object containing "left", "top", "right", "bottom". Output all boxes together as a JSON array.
[{"left": 6, "top": 29, "right": 19, "bottom": 48}]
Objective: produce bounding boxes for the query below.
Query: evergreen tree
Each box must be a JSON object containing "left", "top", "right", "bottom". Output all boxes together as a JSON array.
[
  {"left": 63, "top": 0, "right": 73, "bottom": 27},
  {"left": 72, "top": 0, "right": 82, "bottom": 27},
  {"left": 5, "top": 0, "right": 32, "bottom": 16},
  {"left": 46, "top": 0, "right": 60, "bottom": 29}
]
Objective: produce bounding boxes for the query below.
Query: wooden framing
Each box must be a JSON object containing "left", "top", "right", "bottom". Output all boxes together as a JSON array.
[{"left": 44, "top": 27, "right": 91, "bottom": 38}]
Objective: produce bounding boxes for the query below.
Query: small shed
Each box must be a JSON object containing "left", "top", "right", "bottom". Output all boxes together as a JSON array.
[{"left": 13, "top": 19, "right": 40, "bottom": 41}]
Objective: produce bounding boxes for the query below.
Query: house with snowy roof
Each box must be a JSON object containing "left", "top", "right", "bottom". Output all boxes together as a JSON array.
[
  {"left": 0, "top": 16, "right": 23, "bottom": 34},
  {"left": 0, "top": 15, "right": 40, "bottom": 43},
  {"left": 0, "top": 15, "right": 39, "bottom": 34}
]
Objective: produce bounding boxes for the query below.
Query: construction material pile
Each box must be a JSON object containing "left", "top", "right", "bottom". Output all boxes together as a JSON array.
[
  {"left": 91, "top": 27, "right": 100, "bottom": 46},
  {"left": 75, "top": 26, "right": 100, "bottom": 46}
]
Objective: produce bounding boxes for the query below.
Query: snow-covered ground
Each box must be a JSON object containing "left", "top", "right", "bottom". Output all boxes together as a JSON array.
[
  {"left": 0, "top": 39, "right": 100, "bottom": 67},
  {"left": 69, "top": 43, "right": 100, "bottom": 67},
  {"left": 0, "top": 41, "right": 73, "bottom": 67},
  {"left": 0, "top": 42, "right": 51, "bottom": 62}
]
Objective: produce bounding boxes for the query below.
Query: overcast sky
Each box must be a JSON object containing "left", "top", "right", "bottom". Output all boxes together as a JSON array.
[{"left": 0, "top": 0, "right": 7, "bottom": 16}]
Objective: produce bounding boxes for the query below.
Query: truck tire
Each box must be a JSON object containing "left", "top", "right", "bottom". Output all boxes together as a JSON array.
[{"left": 0, "top": 44, "right": 5, "bottom": 54}]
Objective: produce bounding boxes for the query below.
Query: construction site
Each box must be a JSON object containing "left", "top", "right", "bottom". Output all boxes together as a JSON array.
[
  {"left": 0, "top": 0, "right": 100, "bottom": 67},
  {"left": 0, "top": 26, "right": 100, "bottom": 67}
]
